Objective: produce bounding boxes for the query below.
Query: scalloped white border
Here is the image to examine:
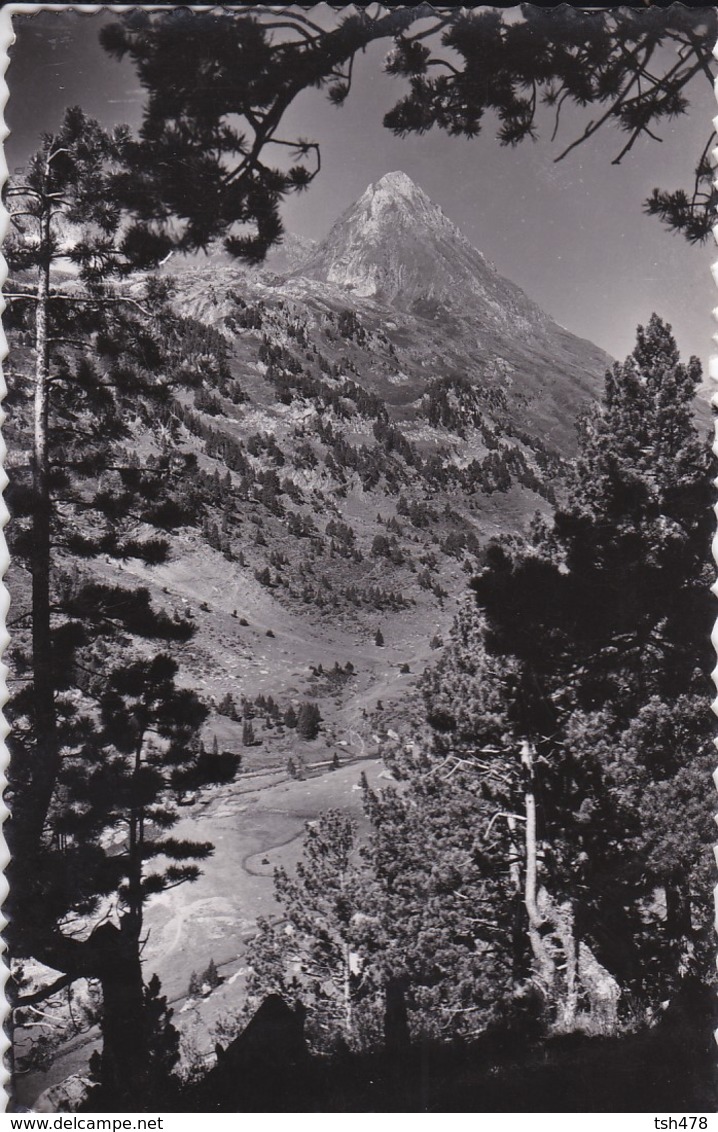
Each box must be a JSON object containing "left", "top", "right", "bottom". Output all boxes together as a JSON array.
[
  {"left": 1, "top": 3, "right": 12, "bottom": 1115},
  {"left": 712, "top": 25, "right": 718, "bottom": 1073},
  {"left": 0, "top": 2, "right": 715, "bottom": 1119}
]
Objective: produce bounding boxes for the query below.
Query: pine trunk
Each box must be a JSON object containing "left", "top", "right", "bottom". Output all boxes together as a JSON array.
[
  {"left": 343, "top": 941, "right": 353, "bottom": 1045},
  {"left": 128, "top": 738, "right": 145, "bottom": 921},
  {"left": 94, "top": 921, "right": 148, "bottom": 1107},
  {"left": 553, "top": 901, "right": 578, "bottom": 1030},
  {"left": 23, "top": 920, "right": 149, "bottom": 1106},
  {"left": 506, "top": 813, "right": 526, "bottom": 980},
  {"left": 384, "top": 977, "right": 410, "bottom": 1058},
  {"left": 23, "top": 206, "right": 149, "bottom": 1105},
  {"left": 521, "top": 740, "right": 555, "bottom": 995},
  {"left": 665, "top": 883, "right": 692, "bottom": 944},
  {"left": 26, "top": 209, "right": 58, "bottom": 852}
]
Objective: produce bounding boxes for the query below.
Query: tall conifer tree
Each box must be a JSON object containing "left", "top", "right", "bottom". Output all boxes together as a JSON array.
[
  {"left": 5, "top": 108, "right": 240, "bottom": 1104},
  {"left": 422, "top": 316, "right": 712, "bottom": 1018}
]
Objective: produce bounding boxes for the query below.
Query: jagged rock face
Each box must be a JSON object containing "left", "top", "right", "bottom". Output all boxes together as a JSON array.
[
  {"left": 168, "top": 170, "right": 611, "bottom": 451},
  {"left": 297, "top": 170, "right": 547, "bottom": 334},
  {"left": 262, "top": 233, "right": 317, "bottom": 276}
]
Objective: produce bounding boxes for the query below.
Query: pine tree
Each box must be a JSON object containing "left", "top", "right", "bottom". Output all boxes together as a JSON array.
[
  {"left": 217, "top": 693, "right": 236, "bottom": 718},
  {"left": 419, "top": 316, "right": 713, "bottom": 1018},
  {"left": 5, "top": 110, "right": 241, "bottom": 1103},
  {"left": 84, "top": 974, "right": 182, "bottom": 1111},
  {"left": 5, "top": 107, "right": 144, "bottom": 859},
  {"left": 243, "top": 720, "right": 256, "bottom": 747},
  {"left": 247, "top": 783, "right": 520, "bottom": 1049},
  {"left": 374, "top": 628, "right": 385, "bottom": 648},
  {"left": 546, "top": 316, "right": 713, "bottom": 992},
  {"left": 54, "top": 657, "right": 219, "bottom": 1098},
  {"left": 202, "top": 958, "right": 221, "bottom": 990},
  {"left": 296, "top": 702, "right": 322, "bottom": 741},
  {"left": 559, "top": 314, "right": 710, "bottom": 710},
  {"left": 363, "top": 755, "right": 520, "bottom": 1042},
  {"left": 244, "top": 812, "right": 384, "bottom": 1054}
]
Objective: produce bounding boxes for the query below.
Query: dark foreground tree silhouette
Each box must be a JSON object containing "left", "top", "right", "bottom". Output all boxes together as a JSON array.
[
  {"left": 100, "top": 5, "right": 716, "bottom": 263},
  {"left": 5, "top": 108, "right": 240, "bottom": 1105},
  {"left": 422, "top": 315, "right": 713, "bottom": 1019},
  {"left": 82, "top": 976, "right": 182, "bottom": 1110}
]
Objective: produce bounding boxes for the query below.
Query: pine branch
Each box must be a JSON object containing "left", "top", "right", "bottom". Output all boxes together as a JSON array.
[
  {"left": 5, "top": 185, "right": 43, "bottom": 199},
  {"left": 406, "top": 16, "right": 452, "bottom": 43},
  {"left": 679, "top": 29, "right": 715, "bottom": 85},
  {"left": 484, "top": 810, "right": 526, "bottom": 839},
  {"left": 45, "top": 295, "right": 153, "bottom": 317},
  {"left": 14, "top": 972, "right": 75, "bottom": 1009},
  {"left": 7, "top": 612, "right": 33, "bottom": 628},
  {"left": 257, "top": 21, "right": 318, "bottom": 43},
  {"left": 550, "top": 91, "right": 570, "bottom": 143},
  {"left": 426, "top": 59, "right": 460, "bottom": 77},
  {"left": 554, "top": 71, "right": 642, "bottom": 163},
  {"left": 48, "top": 338, "right": 95, "bottom": 350}
]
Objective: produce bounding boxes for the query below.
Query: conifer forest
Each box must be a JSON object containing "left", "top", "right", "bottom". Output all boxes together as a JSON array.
[{"left": 3, "top": 3, "right": 717, "bottom": 1113}]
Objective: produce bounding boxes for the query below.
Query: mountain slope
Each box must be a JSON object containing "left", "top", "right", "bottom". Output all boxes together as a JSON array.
[
  {"left": 130, "top": 172, "right": 614, "bottom": 731},
  {"left": 9, "top": 171, "right": 614, "bottom": 767},
  {"left": 285, "top": 170, "right": 610, "bottom": 450}
]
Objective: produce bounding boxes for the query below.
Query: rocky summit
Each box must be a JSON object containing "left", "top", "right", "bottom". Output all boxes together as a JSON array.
[
  {"left": 299, "top": 170, "right": 545, "bottom": 319},
  {"left": 177, "top": 171, "right": 611, "bottom": 449},
  {"left": 289, "top": 171, "right": 611, "bottom": 448}
]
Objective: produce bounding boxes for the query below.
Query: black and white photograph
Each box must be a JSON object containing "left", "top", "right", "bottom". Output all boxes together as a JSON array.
[{"left": 3, "top": 3, "right": 717, "bottom": 1113}]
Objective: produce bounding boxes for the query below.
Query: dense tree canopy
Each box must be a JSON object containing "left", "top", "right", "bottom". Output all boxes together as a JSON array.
[
  {"left": 99, "top": 5, "right": 716, "bottom": 263},
  {"left": 436, "top": 315, "right": 713, "bottom": 1004}
]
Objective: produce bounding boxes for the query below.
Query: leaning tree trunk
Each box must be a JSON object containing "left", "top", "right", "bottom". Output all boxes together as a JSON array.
[
  {"left": 520, "top": 740, "right": 555, "bottom": 997},
  {"left": 23, "top": 205, "right": 58, "bottom": 854}
]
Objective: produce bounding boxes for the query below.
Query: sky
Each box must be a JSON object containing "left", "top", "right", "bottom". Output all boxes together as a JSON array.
[{"left": 4, "top": 6, "right": 716, "bottom": 371}]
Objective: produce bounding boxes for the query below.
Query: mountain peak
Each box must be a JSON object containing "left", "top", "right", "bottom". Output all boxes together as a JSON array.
[
  {"left": 293, "top": 173, "right": 553, "bottom": 343},
  {"left": 296, "top": 171, "right": 474, "bottom": 302},
  {"left": 371, "top": 170, "right": 423, "bottom": 196},
  {"left": 353, "top": 170, "right": 443, "bottom": 235}
]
